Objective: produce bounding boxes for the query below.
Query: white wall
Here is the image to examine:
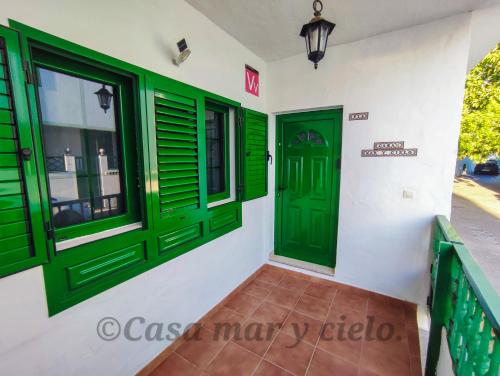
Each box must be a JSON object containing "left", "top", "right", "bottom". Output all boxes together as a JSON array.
[
  {"left": 0, "top": 0, "right": 268, "bottom": 375},
  {"left": 468, "top": 4, "right": 500, "bottom": 71},
  {"left": 266, "top": 13, "right": 472, "bottom": 306}
]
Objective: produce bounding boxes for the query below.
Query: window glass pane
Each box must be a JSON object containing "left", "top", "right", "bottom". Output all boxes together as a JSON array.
[
  {"left": 205, "top": 109, "right": 226, "bottom": 195},
  {"left": 37, "top": 67, "right": 125, "bottom": 228}
]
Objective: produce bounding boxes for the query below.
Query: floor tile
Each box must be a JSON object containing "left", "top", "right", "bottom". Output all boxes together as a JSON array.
[
  {"left": 266, "top": 286, "right": 302, "bottom": 309},
  {"left": 232, "top": 319, "right": 279, "bottom": 355},
  {"left": 331, "top": 289, "right": 368, "bottom": 314},
  {"left": 205, "top": 342, "right": 261, "bottom": 376},
  {"left": 203, "top": 307, "right": 245, "bottom": 340},
  {"left": 253, "top": 360, "right": 293, "bottom": 376},
  {"left": 278, "top": 275, "right": 310, "bottom": 292},
  {"left": 367, "top": 295, "right": 406, "bottom": 324},
  {"left": 242, "top": 283, "right": 271, "bottom": 299},
  {"left": 295, "top": 294, "right": 330, "bottom": 320},
  {"left": 404, "top": 302, "right": 418, "bottom": 328},
  {"left": 308, "top": 348, "right": 358, "bottom": 376},
  {"left": 265, "top": 332, "right": 314, "bottom": 376},
  {"left": 407, "top": 327, "right": 421, "bottom": 357},
  {"left": 250, "top": 301, "right": 290, "bottom": 327},
  {"left": 325, "top": 309, "right": 367, "bottom": 347},
  {"left": 256, "top": 269, "right": 285, "bottom": 285},
  {"left": 304, "top": 282, "right": 337, "bottom": 302},
  {"left": 317, "top": 312, "right": 364, "bottom": 364},
  {"left": 308, "top": 276, "right": 339, "bottom": 287},
  {"left": 283, "top": 269, "right": 311, "bottom": 281},
  {"left": 175, "top": 327, "right": 225, "bottom": 368},
  {"left": 358, "top": 368, "right": 379, "bottom": 376},
  {"left": 225, "top": 292, "right": 261, "bottom": 317},
  {"left": 362, "top": 315, "right": 409, "bottom": 356},
  {"left": 282, "top": 310, "right": 324, "bottom": 345},
  {"left": 361, "top": 338, "right": 411, "bottom": 376},
  {"left": 150, "top": 353, "right": 197, "bottom": 376},
  {"left": 410, "top": 356, "right": 423, "bottom": 376},
  {"left": 250, "top": 279, "right": 276, "bottom": 291},
  {"left": 327, "top": 303, "right": 366, "bottom": 326}
]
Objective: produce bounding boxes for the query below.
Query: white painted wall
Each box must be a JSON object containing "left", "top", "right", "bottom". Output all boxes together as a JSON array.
[
  {"left": 266, "top": 13, "right": 472, "bottom": 306},
  {"left": 0, "top": 0, "right": 268, "bottom": 375},
  {"left": 468, "top": 4, "right": 500, "bottom": 71}
]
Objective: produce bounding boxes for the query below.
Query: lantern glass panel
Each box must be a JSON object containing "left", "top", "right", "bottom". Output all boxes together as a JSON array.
[
  {"left": 305, "top": 33, "right": 311, "bottom": 55},
  {"left": 308, "top": 24, "right": 320, "bottom": 53},
  {"left": 319, "top": 23, "right": 330, "bottom": 52}
]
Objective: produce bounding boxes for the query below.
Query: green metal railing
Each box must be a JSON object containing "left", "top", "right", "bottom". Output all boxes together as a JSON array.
[{"left": 426, "top": 215, "right": 500, "bottom": 375}]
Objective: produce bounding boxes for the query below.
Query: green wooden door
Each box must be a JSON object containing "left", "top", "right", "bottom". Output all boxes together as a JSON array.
[{"left": 276, "top": 109, "right": 342, "bottom": 267}]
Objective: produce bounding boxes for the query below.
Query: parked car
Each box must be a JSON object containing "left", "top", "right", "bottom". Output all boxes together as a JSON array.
[{"left": 474, "top": 160, "right": 500, "bottom": 175}]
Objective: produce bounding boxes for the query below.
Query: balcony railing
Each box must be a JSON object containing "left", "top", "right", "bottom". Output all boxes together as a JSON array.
[
  {"left": 426, "top": 215, "right": 499, "bottom": 375},
  {"left": 51, "top": 193, "right": 123, "bottom": 227}
]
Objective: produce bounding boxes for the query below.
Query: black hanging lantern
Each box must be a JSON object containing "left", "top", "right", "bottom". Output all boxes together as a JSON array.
[
  {"left": 94, "top": 84, "right": 113, "bottom": 113},
  {"left": 300, "top": 0, "right": 335, "bottom": 69}
]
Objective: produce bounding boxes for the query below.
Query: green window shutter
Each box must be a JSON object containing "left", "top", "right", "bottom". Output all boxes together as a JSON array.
[
  {"left": 241, "top": 108, "right": 268, "bottom": 201},
  {"left": 154, "top": 89, "right": 200, "bottom": 215},
  {"left": 0, "top": 27, "right": 47, "bottom": 278}
]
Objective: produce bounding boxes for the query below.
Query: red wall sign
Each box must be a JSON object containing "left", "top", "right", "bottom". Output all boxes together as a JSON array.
[{"left": 245, "top": 65, "right": 259, "bottom": 97}]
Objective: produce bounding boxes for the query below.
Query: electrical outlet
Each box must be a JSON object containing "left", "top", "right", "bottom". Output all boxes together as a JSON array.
[{"left": 403, "top": 190, "right": 415, "bottom": 199}]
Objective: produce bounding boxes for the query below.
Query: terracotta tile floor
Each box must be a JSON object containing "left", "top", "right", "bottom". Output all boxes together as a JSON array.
[{"left": 149, "top": 265, "right": 422, "bottom": 376}]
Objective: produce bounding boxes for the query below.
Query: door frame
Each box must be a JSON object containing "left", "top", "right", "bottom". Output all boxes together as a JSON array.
[{"left": 274, "top": 108, "right": 343, "bottom": 268}]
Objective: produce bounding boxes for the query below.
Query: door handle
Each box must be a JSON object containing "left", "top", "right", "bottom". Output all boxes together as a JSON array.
[{"left": 277, "top": 185, "right": 287, "bottom": 198}]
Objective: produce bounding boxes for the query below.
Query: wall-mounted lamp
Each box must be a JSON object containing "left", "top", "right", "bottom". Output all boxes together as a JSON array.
[{"left": 94, "top": 84, "right": 113, "bottom": 113}]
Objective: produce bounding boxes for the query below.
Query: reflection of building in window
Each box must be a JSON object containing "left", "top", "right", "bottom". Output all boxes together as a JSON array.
[
  {"left": 37, "top": 67, "right": 124, "bottom": 228},
  {"left": 205, "top": 109, "right": 226, "bottom": 195}
]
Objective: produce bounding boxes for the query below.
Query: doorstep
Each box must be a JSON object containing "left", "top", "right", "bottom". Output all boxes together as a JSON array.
[
  {"left": 139, "top": 264, "right": 421, "bottom": 376},
  {"left": 268, "top": 252, "right": 335, "bottom": 276}
]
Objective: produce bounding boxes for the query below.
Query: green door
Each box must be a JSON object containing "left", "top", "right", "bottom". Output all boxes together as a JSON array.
[{"left": 275, "top": 109, "right": 342, "bottom": 267}]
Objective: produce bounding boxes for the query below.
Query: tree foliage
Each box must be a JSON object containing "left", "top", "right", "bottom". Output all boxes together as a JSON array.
[{"left": 458, "top": 43, "right": 500, "bottom": 161}]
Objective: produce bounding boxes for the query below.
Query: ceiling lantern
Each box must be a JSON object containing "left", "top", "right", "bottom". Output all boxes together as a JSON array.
[{"left": 300, "top": 0, "right": 336, "bottom": 69}]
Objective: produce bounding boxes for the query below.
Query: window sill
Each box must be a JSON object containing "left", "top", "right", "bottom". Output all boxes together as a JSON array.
[
  {"left": 55, "top": 222, "right": 143, "bottom": 252},
  {"left": 207, "top": 197, "right": 234, "bottom": 208}
]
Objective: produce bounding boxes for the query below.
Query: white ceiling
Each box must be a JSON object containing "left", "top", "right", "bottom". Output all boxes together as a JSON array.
[{"left": 185, "top": 0, "right": 499, "bottom": 61}]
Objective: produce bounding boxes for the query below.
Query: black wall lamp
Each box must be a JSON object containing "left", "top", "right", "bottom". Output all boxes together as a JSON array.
[
  {"left": 300, "top": 0, "right": 336, "bottom": 69},
  {"left": 94, "top": 84, "right": 113, "bottom": 113}
]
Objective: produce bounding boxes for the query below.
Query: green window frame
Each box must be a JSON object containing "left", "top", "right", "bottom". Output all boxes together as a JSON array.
[
  {"left": 205, "top": 101, "right": 230, "bottom": 203},
  {"left": 5, "top": 20, "right": 246, "bottom": 315},
  {"left": 29, "top": 44, "right": 141, "bottom": 243}
]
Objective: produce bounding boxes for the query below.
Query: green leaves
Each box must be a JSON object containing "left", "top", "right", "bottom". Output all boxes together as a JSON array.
[{"left": 459, "top": 43, "right": 500, "bottom": 162}]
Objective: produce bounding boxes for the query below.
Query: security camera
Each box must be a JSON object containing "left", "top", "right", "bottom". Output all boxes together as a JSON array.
[{"left": 173, "top": 38, "right": 191, "bottom": 66}]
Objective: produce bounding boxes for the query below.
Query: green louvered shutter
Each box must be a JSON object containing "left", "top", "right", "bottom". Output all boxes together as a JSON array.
[
  {"left": 154, "top": 89, "right": 200, "bottom": 216},
  {"left": 242, "top": 108, "right": 268, "bottom": 201},
  {"left": 0, "top": 26, "right": 46, "bottom": 277}
]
